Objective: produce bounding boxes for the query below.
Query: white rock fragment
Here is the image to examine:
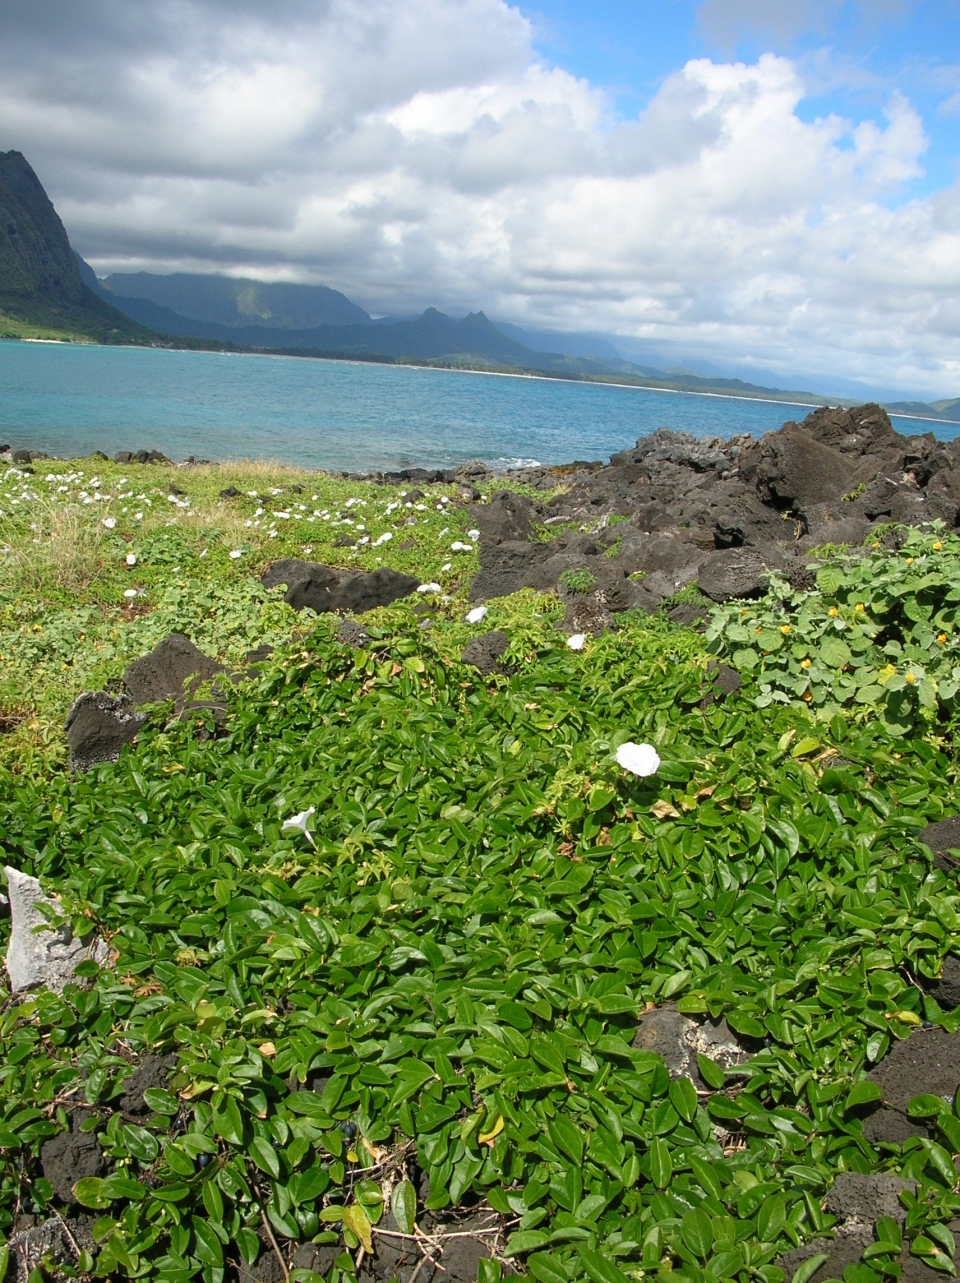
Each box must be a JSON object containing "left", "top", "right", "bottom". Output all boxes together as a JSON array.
[{"left": 5, "top": 868, "right": 108, "bottom": 995}]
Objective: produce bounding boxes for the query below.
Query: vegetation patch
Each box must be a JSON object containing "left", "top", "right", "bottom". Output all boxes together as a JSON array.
[{"left": 3, "top": 462, "right": 960, "bottom": 1283}]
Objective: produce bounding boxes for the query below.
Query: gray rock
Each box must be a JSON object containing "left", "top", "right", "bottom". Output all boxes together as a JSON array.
[
  {"left": 825, "top": 1173, "right": 916, "bottom": 1225},
  {"left": 633, "top": 1003, "right": 752, "bottom": 1086},
  {"left": 466, "top": 491, "right": 538, "bottom": 544},
  {"left": 337, "top": 619, "right": 370, "bottom": 649},
  {"left": 697, "top": 546, "right": 784, "bottom": 602},
  {"left": 64, "top": 691, "right": 147, "bottom": 772},
  {"left": 4, "top": 867, "right": 109, "bottom": 995},
  {"left": 867, "top": 1026, "right": 960, "bottom": 1112},
  {"left": 263, "top": 560, "right": 419, "bottom": 615},
  {"left": 920, "top": 816, "right": 960, "bottom": 872},
  {"left": 928, "top": 955, "right": 960, "bottom": 1012},
  {"left": 462, "top": 630, "right": 511, "bottom": 676},
  {"left": 11, "top": 1216, "right": 95, "bottom": 1283},
  {"left": 862, "top": 1107, "right": 928, "bottom": 1145},
  {"left": 124, "top": 633, "right": 223, "bottom": 707},
  {"left": 40, "top": 1113, "right": 106, "bottom": 1202}
]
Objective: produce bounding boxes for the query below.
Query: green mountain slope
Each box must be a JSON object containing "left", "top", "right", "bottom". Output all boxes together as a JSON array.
[{"left": 0, "top": 151, "right": 154, "bottom": 343}]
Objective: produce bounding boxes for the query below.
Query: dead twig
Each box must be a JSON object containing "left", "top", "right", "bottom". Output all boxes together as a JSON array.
[{"left": 260, "top": 1211, "right": 289, "bottom": 1283}]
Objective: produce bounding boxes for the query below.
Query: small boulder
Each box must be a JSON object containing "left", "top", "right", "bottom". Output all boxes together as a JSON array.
[
  {"left": 697, "top": 547, "right": 783, "bottom": 602},
  {"left": 337, "top": 619, "right": 370, "bottom": 649},
  {"left": 262, "top": 561, "right": 419, "bottom": 615},
  {"left": 64, "top": 691, "right": 147, "bottom": 771},
  {"left": 867, "top": 1026, "right": 960, "bottom": 1112},
  {"left": 124, "top": 633, "right": 223, "bottom": 708},
  {"left": 40, "top": 1113, "right": 107, "bottom": 1202},
  {"left": 462, "top": 630, "right": 511, "bottom": 676},
  {"left": 825, "top": 1172, "right": 916, "bottom": 1224},
  {"left": 919, "top": 816, "right": 960, "bottom": 871},
  {"left": 633, "top": 1003, "right": 752, "bottom": 1086},
  {"left": 119, "top": 1054, "right": 176, "bottom": 1114},
  {"left": 927, "top": 956, "right": 960, "bottom": 1012},
  {"left": 5, "top": 867, "right": 108, "bottom": 995},
  {"left": 219, "top": 485, "right": 240, "bottom": 499},
  {"left": 465, "top": 491, "right": 537, "bottom": 544},
  {"left": 701, "top": 661, "right": 741, "bottom": 707}
]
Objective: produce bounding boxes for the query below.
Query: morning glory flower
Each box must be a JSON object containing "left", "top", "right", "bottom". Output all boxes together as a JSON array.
[
  {"left": 616, "top": 742, "right": 661, "bottom": 777},
  {"left": 417, "top": 582, "right": 442, "bottom": 594},
  {"left": 125, "top": 553, "right": 137, "bottom": 566},
  {"left": 466, "top": 606, "right": 488, "bottom": 624},
  {"left": 229, "top": 549, "right": 244, "bottom": 559},
  {"left": 373, "top": 532, "right": 392, "bottom": 547},
  {"left": 123, "top": 588, "right": 138, "bottom": 600},
  {"left": 467, "top": 529, "right": 481, "bottom": 540},
  {"left": 103, "top": 517, "right": 116, "bottom": 529},
  {"left": 282, "top": 806, "right": 316, "bottom": 846},
  {"left": 567, "top": 633, "right": 586, "bottom": 650}
]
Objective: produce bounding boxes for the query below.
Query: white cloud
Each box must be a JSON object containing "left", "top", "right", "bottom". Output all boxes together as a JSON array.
[{"left": 0, "top": 0, "right": 957, "bottom": 394}]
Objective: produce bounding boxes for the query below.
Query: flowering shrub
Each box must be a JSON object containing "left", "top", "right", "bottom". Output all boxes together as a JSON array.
[{"left": 707, "top": 525, "right": 960, "bottom": 733}]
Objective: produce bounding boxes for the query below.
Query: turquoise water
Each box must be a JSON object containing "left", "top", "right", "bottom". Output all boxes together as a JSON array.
[{"left": 0, "top": 341, "right": 949, "bottom": 470}]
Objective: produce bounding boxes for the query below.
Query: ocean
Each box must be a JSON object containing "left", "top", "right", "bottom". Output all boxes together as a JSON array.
[{"left": 0, "top": 340, "right": 950, "bottom": 471}]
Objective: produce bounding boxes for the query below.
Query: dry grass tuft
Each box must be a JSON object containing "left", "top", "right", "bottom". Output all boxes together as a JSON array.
[{"left": 1, "top": 496, "right": 108, "bottom": 594}]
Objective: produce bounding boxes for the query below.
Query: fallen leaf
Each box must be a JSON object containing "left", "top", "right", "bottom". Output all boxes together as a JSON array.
[
  {"left": 257, "top": 1042, "right": 276, "bottom": 1057},
  {"left": 651, "top": 800, "right": 680, "bottom": 819}
]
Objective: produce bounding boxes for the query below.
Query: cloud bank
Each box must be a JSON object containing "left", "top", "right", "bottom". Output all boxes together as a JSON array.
[{"left": 0, "top": 0, "right": 958, "bottom": 396}]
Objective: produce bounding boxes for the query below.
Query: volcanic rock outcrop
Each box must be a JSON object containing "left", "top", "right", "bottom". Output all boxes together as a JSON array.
[{"left": 470, "top": 405, "right": 960, "bottom": 607}]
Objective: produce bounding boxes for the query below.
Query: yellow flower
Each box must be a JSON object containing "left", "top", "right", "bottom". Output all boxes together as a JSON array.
[
  {"left": 781, "top": 624, "right": 791, "bottom": 634},
  {"left": 906, "top": 673, "right": 916, "bottom": 683},
  {"left": 933, "top": 542, "right": 943, "bottom": 550},
  {"left": 801, "top": 659, "right": 811, "bottom": 669},
  {"left": 905, "top": 556, "right": 914, "bottom": 564},
  {"left": 803, "top": 690, "right": 813, "bottom": 701},
  {"left": 871, "top": 541, "right": 880, "bottom": 549},
  {"left": 855, "top": 603, "right": 865, "bottom": 612},
  {"left": 938, "top": 633, "right": 948, "bottom": 644},
  {"left": 828, "top": 607, "right": 838, "bottom": 617}
]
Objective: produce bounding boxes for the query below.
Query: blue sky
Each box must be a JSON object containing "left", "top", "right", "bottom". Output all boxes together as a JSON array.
[
  {"left": 1, "top": 0, "right": 959, "bottom": 397},
  {"left": 526, "top": 0, "right": 960, "bottom": 199}
]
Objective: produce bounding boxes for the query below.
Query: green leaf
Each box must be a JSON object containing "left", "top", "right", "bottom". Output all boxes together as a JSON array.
[
  {"left": 669, "top": 1076, "right": 699, "bottom": 1123},
  {"left": 547, "top": 1117, "right": 583, "bottom": 1167},
  {"left": 756, "top": 1195, "right": 787, "bottom": 1243},
  {"left": 681, "top": 1208, "right": 714, "bottom": 1259},
  {"left": 726, "top": 1010, "right": 766, "bottom": 1039},
  {"left": 505, "top": 1231, "right": 550, "bottom": 1257},
  {"left": 342, "top": 1204, "right": 373, "bottom": 1254},
  {"left": 697, "top": 1054, "right": 726, "bottom": 1090},
  {"left": 391, "top": 1180, "right": 417, "bottom": 1235},
  {"left": 791, "top": 1254, "right": 830, "bottom": 1283},
  {"left": 845, "top": 1081, "right": 883, "bottom": 1111},
  {"left": 142, "top": 1088, "right": 179, "bottom": 1115},
  {"left": 578, "top": 1248, "right": 632, "bottom": 1283},
  {"left": 212, "top": 1095, "right": 245, "bottom": 1145},
  {"left": 528, "top": 1255, "right": 569, "bottom": 1283},
  {"left": 649, "top": 1138, "right": 672, "bottom": 1190},
  {"left": 908, "top": 1094, "right": 948, "bottom": 1117},
  {"left": 72, "top": 1177, "right": 112, "bottom": 1209},
  {"left": 249, "top": 1135, "right": 281, "bottom": 1179}
]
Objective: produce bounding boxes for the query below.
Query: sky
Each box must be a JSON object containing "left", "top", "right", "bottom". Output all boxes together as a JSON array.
[{"left": 0, "top": 0, "right": 959, "bottom": 398}]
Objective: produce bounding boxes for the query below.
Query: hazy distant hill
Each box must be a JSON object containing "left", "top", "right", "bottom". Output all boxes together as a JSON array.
[
  {"left": 101, "top": 271, "right": 371, "bottom": 330},
  {"left": 0, "top": 150, "right": 152, "bottom": 343},
  {"left": 887, "top": 397, "right": 960, "bottom": 423}
]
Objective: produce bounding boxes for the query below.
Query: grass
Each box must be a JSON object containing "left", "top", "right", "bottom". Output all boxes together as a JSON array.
[{"left": 3, "top": 461, "right": 960, "bottom": 1283}]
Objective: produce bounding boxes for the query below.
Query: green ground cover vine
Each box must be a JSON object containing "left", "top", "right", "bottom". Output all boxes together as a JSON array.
[{"left": 3, "top": 459, "right": 960, "bottom": 1283}]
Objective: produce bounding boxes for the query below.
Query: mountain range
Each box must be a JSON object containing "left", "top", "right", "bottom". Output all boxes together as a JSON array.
[
  {"left": 0, "top": 150, "right": 152, "bottom": 344},
  {"left": 1, "top": 147, "right": 957, "bottom": 420}
]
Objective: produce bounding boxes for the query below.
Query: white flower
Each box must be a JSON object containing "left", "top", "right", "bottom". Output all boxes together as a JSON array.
[
  {"left": 123, "top": 588, "right": 138, "bottom": 600},
  {"left": 467, "top": 529, "right": 481, "bottom": 540},
  {"left": 450, "top": 540, "right": 473, "bottom": 552},
  {"left": 282, "top": 806, "right": 316, "bottom": 846},
  {"left": 441, "top": 562, "right": 452, "bottom": 572},
  {"left": 616, "top": 742, "right": 661, "bottom": 777},
  {"left": 102, "top": 517, "right": 116, "bottom": 529},
  {"left": 466, "top": 606, "right": 488, "bottom": 624},
  {"left": 567, "top": 633, "right": 587, "bottom": 650},
  {"left": 417, "top": 582, "right": 442, "bottom": 594},
  {"left": 134, "top": 511, "right": 143, "bottom": 520},
  {"left": 125, "top": 553, "right": 137, "bottom": 566},
  {"left": 373, "top": 532, "right": 392, "bottom": 547},
  {"left": 229, "top": 549, "right": 244, "bottom": 559}
]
